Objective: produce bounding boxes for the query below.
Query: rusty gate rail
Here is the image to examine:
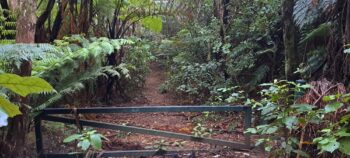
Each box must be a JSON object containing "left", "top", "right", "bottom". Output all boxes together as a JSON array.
[{"left": 35, "top": 105, "right": 252, "bottom": 158}]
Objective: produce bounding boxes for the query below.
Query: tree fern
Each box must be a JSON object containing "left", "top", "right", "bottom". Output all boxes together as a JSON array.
[
  {"left": 246, "top": 64, "right": 270, "bottom": 91},
  {"left": 0, "top": 43, "right": 58, "bottom": 64},
  {"left": 293, "top": 0, "right": 336, "bottom": 28},
  {"left": 30, "top": 35, "right": 134, "bottom": 110},
  {"left": 297, "top": 47, "right": 327, "bottom": 78},
  {"left": 34, "top": 66, "right": 109, "bottom": 111},
  {"left": 300, "top": 22, "right": 331, "bottom": 44},
  {"left": 0, "top": 8, "right": 16, "bottom": 44}
]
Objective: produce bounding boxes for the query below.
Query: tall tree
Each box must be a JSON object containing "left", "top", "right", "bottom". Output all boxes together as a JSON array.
[
  {"left": 282, "top": 0, "right": 298, "bottom": 80},
  {"left": 9, "top": 0, "right": 37, "bottom": 43},
  {"left": 1, "top": 0, "right": 37, "bottom": 157},
  {"left": 35, "top": 0, "right": 56, "bottom": 42},
  {"left": 345, "top": 0, "right": 350, "bottom": 44}
]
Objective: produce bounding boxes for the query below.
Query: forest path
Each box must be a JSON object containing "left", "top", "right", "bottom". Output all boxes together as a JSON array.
[
  {"left": 99, "top": 61, "right": 262, "bottom": 157},
  {"left": 142, "top": 62, "right": 176, "bottom": 105}
]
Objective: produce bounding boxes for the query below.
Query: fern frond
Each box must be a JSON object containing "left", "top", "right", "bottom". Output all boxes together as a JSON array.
[
  {"left": 246, "top": 65, "right": 270, "bottom": 91},
  {"left": 300, "top": 22, "right": 331, "bottom": 44},
  {"left": 0, "top": 44, "right": 58, "bottom": 61},
  {"left": 293, "top": 0, "right": 336, "bottom": 28},
  {"left": 297, "top": 47, "right": 327, "bottom": 78}
]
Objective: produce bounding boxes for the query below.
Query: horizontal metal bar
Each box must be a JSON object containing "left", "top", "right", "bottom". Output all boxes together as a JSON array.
[
  {"left": 42, "top": 115, "right": 250, "bottom": 150},
  {"left": 41, "top": 105, "right": 248, "bottom": 114},
  {"left": 42, "top": 153, "right": 84, "bottom": 158},
  {"left": 43, "top": 149, "right": 204, "bottom": 158}
]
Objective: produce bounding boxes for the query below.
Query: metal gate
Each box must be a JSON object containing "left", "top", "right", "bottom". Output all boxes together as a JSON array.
[{"left": 35, "top": 105, "right": 252, "bottom": 158}]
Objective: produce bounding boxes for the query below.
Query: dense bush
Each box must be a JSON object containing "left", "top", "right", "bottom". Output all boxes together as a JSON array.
[{"left": 246, "top": 80, "right": 350, "bottom": 157}]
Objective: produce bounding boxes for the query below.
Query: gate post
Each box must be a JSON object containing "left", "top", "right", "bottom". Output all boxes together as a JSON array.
[
  {"left": 243, "top": 107, "right": 252, "bottom": 148},
  {"left": 34, "top": 115, "right": 44, "bottom": 158}
]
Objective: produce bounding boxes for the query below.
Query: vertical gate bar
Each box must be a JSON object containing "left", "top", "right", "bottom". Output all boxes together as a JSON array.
[
  {"left": 34, "top": 116, "right": 44, "bottom": 158},
  {"left": 243, "top": 107, "right": 252, "bottom": 148}
]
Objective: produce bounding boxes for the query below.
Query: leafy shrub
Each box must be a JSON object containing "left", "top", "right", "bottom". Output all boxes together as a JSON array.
[
  {"left": 120, "top": 38, "right": 155, "bottom": 95},
  {"left": 64, "top": 129, "right": 107, "bottom": 151},
  {"left": 165, "top": 61, "right": 225, "bottom": 102},
  {"left": 209, "top": 86, "right": 246, "bottom": 104},
  {"left": 246, "top": 80, "right": 350, "bottom": 157}
]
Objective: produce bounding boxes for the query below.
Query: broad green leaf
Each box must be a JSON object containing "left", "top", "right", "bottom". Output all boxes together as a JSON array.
[
  {"left": 80, "top": 139, "right": 91, "bottom": 151},
  {"left": 339, "top": 137, "right": 350, "bottom": 155},
  {"left": 313, "top": 137, "right": 324, "bottom": 143},
  {"left": 321, "top": 139, "right": 339, "bottom": 153},
  {"left": 335, "top": 129, "right": 350, "bottom": 137},
  {"left": 299, "top": 84, "right": 311, "bottom": 89},
  {"left": 0, "top": 109, "right": 8, "bottom": 127},
  {"left": 323, "top": 95, "right": 337, "bottom": 102},
  {"left": 263, "top": 126, "right": 278, "bottom": 134},
  {"left": 265, "top": 146, "right": 272, "bottom": 152},
  {"left": 318, "top": 138, "right": 330, "bottom": 145},
  {"left": 90, "top": 134, "right": 102, "bottom": 150},
  {"left": 0, "top": 96, "right": 21, "bottom": 117},
  {"left": 315, "top": 137, "right": 339, "bottom": 153},
  {"left": 245, "top": 128, "right": 257, "bottom": 134},
  {"left": 291, "top": 104, "right": 315, "bottom": 112},
  {"left": 0, "top": 73, "right": 54, "bottom": 97},
  {"left": 283, "top": 116, "right": 298, "bottom": 130},
  {"left": 63, "top": 134, "right": 82, "bottom": 143},
  {"left": 259, "top": 102, "right": 276, "bottom": 115},
  {"left": 255, "top": 138, "right": 266, "bottom": 146},
  {"left": 324, "top": 102, "right": 344, "bottom": 113},
  {"left": 141, "top": 16, "right": 163, "bottom": 33}
]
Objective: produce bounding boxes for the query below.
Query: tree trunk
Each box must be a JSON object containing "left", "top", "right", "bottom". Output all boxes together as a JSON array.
[
  {"left": 10, "top": 0, "right": 37, "bottom": 43},
  {"left": 345, "top": 0, "right": 350, "bottom": 43},
  {"left": 50, "top": 0, "right": 68, "bottom": 41},
  {"left": 1, "top": 0, "right": 36, "bottom": 157},
  {"left": 282, "top": 0, "right": 298, "bottom": 80},
  {"left": 222, "top": 0, "right": 229, "bottom": 25},
  {"left": 78, "top": 0, "right": 92, "bottom": 34},
  {"left": 35, "top": 0, "right": 55, "bottom": 42}
]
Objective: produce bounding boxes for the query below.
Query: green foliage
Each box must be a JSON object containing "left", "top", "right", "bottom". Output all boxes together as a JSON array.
[
  {"left": 247, "top": 80, "right": 350, "bottom": 157},
  {"left": 296, "top": 47, "right": 327, "bottom": 79},
  {"left": 246, "top": 80, "right": 315, "bottom": 157},
  {"left": 192, "top": 123, "right": 213, "bottom": 138},
  {"left": 312, "top": 93, "right": 350, "bottom": 155},
  {"left": 293, "top": 0, "right": 336, "bottom": 28},
  {"left": 141, "top": 16, "right": 163, "bottom": 33},
  {"left": 0, "top": 73, "right": 54, "bottom": 97},
  {"left": 121, "top": 38, "right": 155, "bottom": 93},
  {"left": 0, "top": 44, "right": 58, "bottom": 71},
  {"left": 0, "top": 95, "right": 20, "bottom": 118},
  {"left": 0, "top": 8, "right": 15, "bottom": 44},
  {"left": 0, "top": 73, "right": 54, "bottom": 127},
  {"left": 156, "top": 19, "right": 227, "bottom": 101},
  {"left": 92, "top": 0, "right": 163, "bottom": 36},
  {"left": 31, "top": 35, "right": 134, "bottom": 110},
  {"left": 64, "top": 130, "right": 106, "bottom": 151},
  {"left": 166, "top": 61, "right": 225, "bottom": 101},
  {"left": 300, "top": 23, "right": 331, "bottom": 44},
  {"left": 146, "top": 139, "right": 170, "bottom": 150},
  {"left": 210, "top": 86, "right": 246, "bottom": 104},
  {"left": 159, "top": 0, "right": 282, "bottom": 101}
]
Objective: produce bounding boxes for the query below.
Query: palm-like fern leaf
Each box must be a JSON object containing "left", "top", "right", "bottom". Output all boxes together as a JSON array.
[{"left": 293, "top": 0, "right": 336, "bottom": 28}]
